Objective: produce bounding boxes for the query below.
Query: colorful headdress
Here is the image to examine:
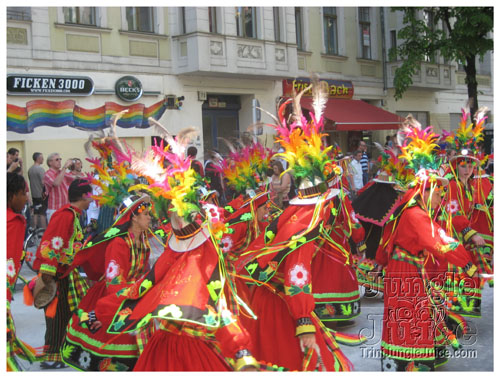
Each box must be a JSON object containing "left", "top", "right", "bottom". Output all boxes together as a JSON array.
[
  {"left": 445, "top": 107, "right": 486, "bottom": 163},
  {"left": 132, "top": 118, "right": 205, "bottom": 223},
  {"left": 376, "top": 145, "right": 414, "bottom": 188},
  {"left": 264, "top": 77, "right": 341, "bottom": 196},
  {"left": 218, "top": 140, "right": 273, "bottom": 195}
]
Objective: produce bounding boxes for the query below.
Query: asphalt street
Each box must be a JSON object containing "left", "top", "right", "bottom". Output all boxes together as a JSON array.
[{"left": 11, "top": 260, "right": 494, "bottom": 372}]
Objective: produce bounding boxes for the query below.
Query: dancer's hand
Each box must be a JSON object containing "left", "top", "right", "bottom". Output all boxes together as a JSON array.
[
  {"left": 299, "top": 333, "right": 317, "bottom": 351},
  {"left": 471, "top": 234, "right": 485, "bottom": 246},
  {"left": 90, "top": 320, "right": 102, "bottom": 331}
]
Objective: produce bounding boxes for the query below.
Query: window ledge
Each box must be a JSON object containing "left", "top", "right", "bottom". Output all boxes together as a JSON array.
[
  {"left": 54, "top": 23, "right": 112, "bottom": 33},
  {"left": 118, "top": 29, "right": 169, "bottom": 39},
  {"left": 356, "top": 58, "right": 380, "bottom": 64},
  {"left": 321, "top": 53, "right": 348, "bottom": 61},
  {"left": 7, "top": 18, "right": 32, "bottom": 25},
  {"left": 297, "top": 49, "right": 313, "bottom": 56}
]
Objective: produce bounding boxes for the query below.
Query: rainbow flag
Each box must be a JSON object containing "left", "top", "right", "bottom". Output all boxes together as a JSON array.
[{"left": 7, "top": 98, "right": 169, "bottom": 134}]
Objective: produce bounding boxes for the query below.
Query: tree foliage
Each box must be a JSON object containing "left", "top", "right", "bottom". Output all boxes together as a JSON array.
[{"left": 390, "top": 7, "right": 493, "bottom": 119}]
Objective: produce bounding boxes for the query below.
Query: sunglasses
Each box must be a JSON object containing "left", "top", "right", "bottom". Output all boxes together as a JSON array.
[{"left": 55, "top": 158, "right": 62, "bottom": 161}]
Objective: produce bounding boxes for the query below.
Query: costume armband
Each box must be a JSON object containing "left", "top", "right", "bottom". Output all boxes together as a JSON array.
[
  {"left": 295, "top": 317, "right": 315, "bottom": 336},
  {"left": 461, "top": 227, "right": 476, "bottom": 242},
  {"left": 234, "top": 350, "right": 259, "bottom": 371}
]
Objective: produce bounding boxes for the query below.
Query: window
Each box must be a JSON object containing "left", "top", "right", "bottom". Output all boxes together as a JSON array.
[
  {"left": 126, "top": 7, "right": 154, "bottom": 33},
  {"left": 359, "top": 7, "right": 371, "bottom": 59},
  {"left": 390, "top": 30, "right": 397, "bottom": 61},
  {"left": 423, "top": 9, "right": 436, "bottom": 63},
  {"left": 209, "top": 7, "right": 218, "bottom": 33},
  {"left": 295, "top": 7, "right": 304, "bottom": 50},
  {"left": 323, "top": 7, "right": 338, "bottom": 55},
  {"left": 273, "top": 7, "right": 281, "bottom": 42},
  {"left": 64, "top": 7, "right": 96, "bottom": 26},
  {"left": 236, "top": 7, "right": 257, "bottom": 38},
  {"left": 180, "top": 7, "right": 186, "bottom": 34},
  {"left": 7, "top": 7, "right": 31, "bottom": 21}
]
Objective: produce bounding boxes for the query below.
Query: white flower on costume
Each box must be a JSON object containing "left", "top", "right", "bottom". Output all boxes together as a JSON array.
[
  {"left": 78, "top": 351, "right": 91, "bottom": 369},
  {"left": 438, "top": 228, "right": 457, "bottom": 244},
  {"left": 7, "top": 259, "right": 16, "bottom": 278},
  {"left": 51, "top": 236, "right": 64, "bottom": 250},
  {"left": 446, "top": 200, "right": 459, "bottom": 214},
  {"left": 106, "top": 260, "right": 120, "bottom": 280},
  {"left": 220, "top": 237, "right": 233, "bottom": 253},
  {"left": 289, "top": 263, "right": 309, "bottom": 287},
  {"left": 350, "top": 210, "right": 359, "bottom": 223},
  {"left": 382, "top": 357, "right": 398, "bottom": 371}
]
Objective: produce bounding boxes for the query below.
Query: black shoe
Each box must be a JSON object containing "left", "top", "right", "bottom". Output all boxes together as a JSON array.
[{"left": 40, "top": 361, "right": 67, "bottom": 369}]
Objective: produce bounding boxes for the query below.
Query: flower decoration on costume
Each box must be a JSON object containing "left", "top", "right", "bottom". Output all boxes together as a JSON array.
[
  {"left": 51, "top": 236, "right": 64, "bottom": 250},
  {"left": 446, "top": 200, "right": 459, "bottom": 214},
  {"left": 220, "top": 236, "right": 234, "bottom": 253},
  {"left": 78, "top": 351, "right": 92, "bottom": 370},
  {"left": 7, "top": 259, "right": 16, "bottom": 278},
  {"left": 289, "top": 263, "right": 309, "bottom": 287},
  {"left": 106, "top": 260, "right": 120, "bottom": 280}
]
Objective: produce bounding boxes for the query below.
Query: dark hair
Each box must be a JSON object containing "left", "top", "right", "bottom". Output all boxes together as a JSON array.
[
  {"left": 354, "top": 150, "right": 362, "bottom": 156},
  {"left": 7, "top": 172, "right": 25, "bottom": 200},
  {"left": 271, "top": 160, "right": 284, "bottom": 174},
  {"left": 7, "top": 147, "right": 19, "bottom": 156},
  {"left": 68, "top": 178, "right": 92, "bottom": 202},
  {"left": 187, "top": 146, "right": 197, "bottom": 158},
  {"left": 33, "top": 152, "right": 42, "bottom": 162},
  {"left": 385, "top": 135, "right": 391, "bottom": 142}
]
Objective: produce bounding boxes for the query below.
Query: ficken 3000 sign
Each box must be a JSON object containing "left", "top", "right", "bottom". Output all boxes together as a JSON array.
[{"left": 7, "top": 74, "right": 94, "bottom": 96}]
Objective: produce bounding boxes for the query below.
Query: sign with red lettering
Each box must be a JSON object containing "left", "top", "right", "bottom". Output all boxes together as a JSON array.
[{"left": 282, "top": 78, "right": 354, "bottom": 99}]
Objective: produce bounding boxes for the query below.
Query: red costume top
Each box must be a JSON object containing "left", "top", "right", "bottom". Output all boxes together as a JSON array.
[{"left": 7, "top": 208, "right": 26, "bottom": 302}]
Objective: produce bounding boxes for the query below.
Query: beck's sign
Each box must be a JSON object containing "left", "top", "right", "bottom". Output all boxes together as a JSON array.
[
  {"left": 282, "top": 78, "right": 354, "bottom": 99},
  {"left": 7, "top": 74, "right": 94, "bottom": 96}
]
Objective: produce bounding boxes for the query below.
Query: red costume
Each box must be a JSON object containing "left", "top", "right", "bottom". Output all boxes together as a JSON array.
[{"left": 380, "top": 202, "right": 476, "bottom": 371}]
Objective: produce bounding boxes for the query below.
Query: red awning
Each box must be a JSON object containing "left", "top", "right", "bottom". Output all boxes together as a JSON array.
[{"left": 300, "top": 98, "right": 403, "bottom": 131}]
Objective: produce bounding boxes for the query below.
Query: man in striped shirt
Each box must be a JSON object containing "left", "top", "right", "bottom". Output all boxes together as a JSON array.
[
  {"left": 43, "top": 153, "right": 75, "bottom": 223},
  {"left": 358, "top": 140, "right": 370, "bottom": 186}
]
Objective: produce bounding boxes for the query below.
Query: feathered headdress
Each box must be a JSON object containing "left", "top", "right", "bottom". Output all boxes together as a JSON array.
[
  {"left": 218, "top": 141, "right": 273, "bottom": 195},
  {"left": 131, "top": 118, "right": 205, "bottom": 223},
  {"left": 376, "top": 146, "right": 414, "bottom": 188},
  {"left": 445, "top": 107, "right": 487, "bottom": 162},
  {"left": 263, "top": 76, "right": 341, "bottom": 195}
]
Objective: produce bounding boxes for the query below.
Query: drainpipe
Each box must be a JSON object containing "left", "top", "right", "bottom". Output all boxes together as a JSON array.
[{"left": 380, "top": 7, "right": 388, "bottom": 95}]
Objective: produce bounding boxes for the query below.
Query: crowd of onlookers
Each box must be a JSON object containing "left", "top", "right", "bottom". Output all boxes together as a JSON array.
[
  {"left": 7, "top": 148, "right": 88, "bottom": 234},
  {"left": 7, "top": 138, "right": 409, "bottom": 236}
]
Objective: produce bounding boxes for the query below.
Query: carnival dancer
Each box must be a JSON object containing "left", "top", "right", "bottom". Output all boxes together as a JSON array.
[
  {"left": 470, "top": 152, "right": 493, "bottom": 285},
  {"left": 101, "top": 123, "right": 261, "bottom": 371},
  {"left": 235, "top": 79, "right": 362, "bottom": 371},
  {"left": 351, "top": 145, "right": 411, "bottom": 298},
  {"left": 7, "top": 173, "right": 42, "bottom": 370},
  {"left": 440, "top": 108, "right": 488, "bottom": 317},
  {"left": 378, "top": 126, "right": 477, "bottom": 371},
  {"left": 60, "top": 133, "right": 155, "bottom": 371},
  {"left": 32, "top": 178, "right": 92, "bottom": 368}
]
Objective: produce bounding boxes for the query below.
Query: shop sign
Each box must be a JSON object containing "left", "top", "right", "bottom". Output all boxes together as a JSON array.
[
  {"left": 115, "top": 75, "right": 143, "bottom": 102},
  {"left": 282, "top": 77, "right": 354, "bottom": 99},
  {"left": 7, "top": 74, "right": 94, "bottom": 96}
]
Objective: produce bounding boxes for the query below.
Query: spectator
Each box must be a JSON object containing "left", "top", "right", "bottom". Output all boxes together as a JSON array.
[
  {"left": 204, "top": 150, "right": 225, "bottom": 204},
  {"left": 384, "top": 135, "right": 393, "bottom": 149},
  {"left": 187, "top": 146, "right": 204, "bottom": 177},
  {"left": 28, "top": 152, "right": 48, "bottom": 229},
  {"left": 358, "top": 140, "right": 370, "bottom": 185},
  {"left": 270, "top": 160, "right": 294, "bottom": 209},
  {"left": 349, "top": 150, "right": 364, "bottom": 195},
  {"left": 69, "top": 158, "right": 84, "bottom": 179},
  {"left": 7, "top": 147, "right": 22, "bottom": 173},
  {"left": 44, "top": 153, "right": 74, "bottom": 223}
]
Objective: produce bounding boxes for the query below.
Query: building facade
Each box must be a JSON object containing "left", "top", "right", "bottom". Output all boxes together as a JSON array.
[{"left": 7, "top": 7, "right": 493, "bottom": 177}]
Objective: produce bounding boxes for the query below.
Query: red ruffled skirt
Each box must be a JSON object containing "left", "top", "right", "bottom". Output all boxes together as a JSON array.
[{"left": 133, "top": 330, "right": 230, "bottom": 371}]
